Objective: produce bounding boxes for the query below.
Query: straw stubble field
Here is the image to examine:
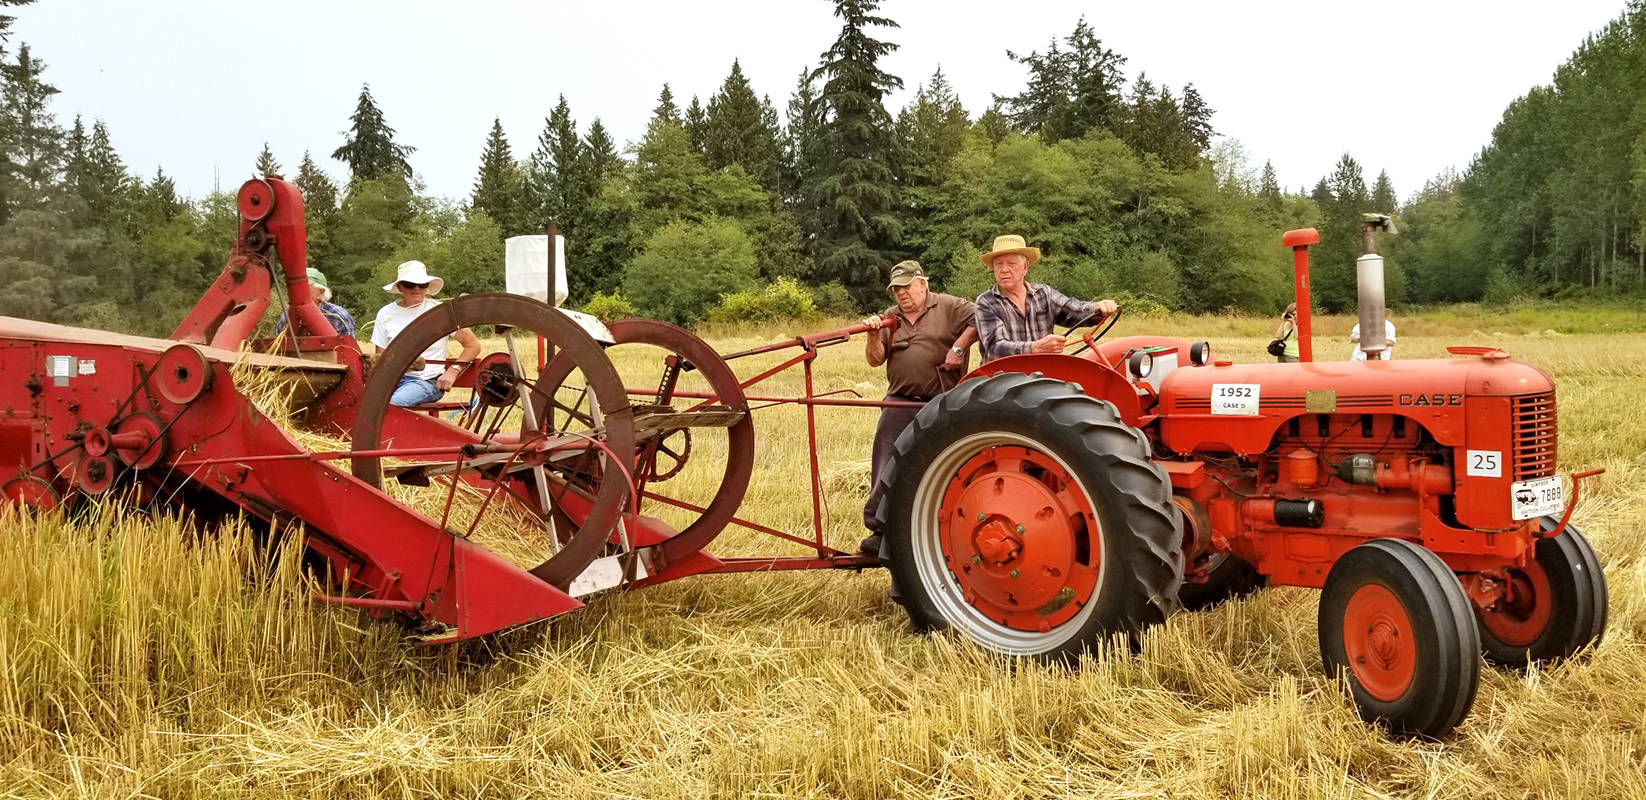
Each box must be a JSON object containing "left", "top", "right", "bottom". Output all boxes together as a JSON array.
[{"left": 1, "top": 311, "right": 1643, "bottom": 798}]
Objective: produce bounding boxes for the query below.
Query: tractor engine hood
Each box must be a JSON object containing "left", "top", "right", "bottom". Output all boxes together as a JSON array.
[{"left": 1156, "top": 352, "right": 1554, "bottom": 455}]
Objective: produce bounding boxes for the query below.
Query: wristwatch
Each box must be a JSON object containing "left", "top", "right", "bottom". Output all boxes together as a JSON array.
[{"left": 950, "top": 346, "right": 964, "bottom": 355}]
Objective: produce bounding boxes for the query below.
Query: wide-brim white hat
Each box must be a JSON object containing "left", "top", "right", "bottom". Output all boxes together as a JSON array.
[{"left": 383, "top": 260, "right": 444, "bottom": 295}]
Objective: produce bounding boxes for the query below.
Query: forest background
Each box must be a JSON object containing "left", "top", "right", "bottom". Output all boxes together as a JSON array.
[{"left": 0, "top": 0, "right": 1644, "bottom": 333}]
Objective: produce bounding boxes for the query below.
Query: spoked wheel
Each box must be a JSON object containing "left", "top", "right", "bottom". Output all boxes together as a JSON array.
[
  {"left": 878, "top": 372, "right": 1181, "bottom": 660},
  {"left": 1319, "top": 538, "right": 1480, "bottom": 739},
  {"left": 536, "top": 318, "right": 754, "bottom": 563},
  {"left": 1475, "top": 517, "right": 1607, "bottom": 666},
  {"left": 351, "top": 293, "right": 636, "bottom": 589}
]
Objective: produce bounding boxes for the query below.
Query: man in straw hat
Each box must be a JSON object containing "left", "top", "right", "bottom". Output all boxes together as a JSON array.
[
  {"left": 973, "top": 234, "right": 1118, "bottom": 363},
  {"left": 275, "top": 267, "right": 356, "bottom": 337},
  {"left": 858, "top": 260, "right": 978, "bottom": 556},
  {"left": 371, "top": 260, "right": 480, "bottom": 407}
]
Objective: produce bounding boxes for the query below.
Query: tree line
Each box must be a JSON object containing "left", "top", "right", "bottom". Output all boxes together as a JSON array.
[
  {"left": 4, "top": 0, "right": 1556, "bottom": 337},
  {"left": 1393, "top": 1, "right": 1646, "bottom": 305}
]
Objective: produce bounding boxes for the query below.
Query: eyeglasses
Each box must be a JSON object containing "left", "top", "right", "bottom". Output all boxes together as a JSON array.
[{"left": 397, "top": 281, "right": 430, "bottom": 290}]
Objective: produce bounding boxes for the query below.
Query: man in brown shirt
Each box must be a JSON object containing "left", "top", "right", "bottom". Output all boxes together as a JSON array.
[{"left": 859, "top": 260, "right": 978, "bottom": 556}]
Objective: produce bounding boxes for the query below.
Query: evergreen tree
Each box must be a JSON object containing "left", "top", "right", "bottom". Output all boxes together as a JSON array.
[
  {"left": 782, "top": 67, "right": 822, "bottom": 208},
  {"left": 331, "top": 83, "right": 414, "bottom": 182},
  {"left": 895, "top": 67, "right": 969, "bottom": 277},
  {"left": 295, "top": 150, "right": 340, "bottom": 268},
  {"left": 704, "top": 59, "right": 784, "bottom": 192},
  {"left": 1061, "top": 18, "right": 1127, "bottom": 138},
  {"left": 0, "top": 44, "right": 62, "bottom": 217},
  {"left": 807, "top": 0, "right": 904, "bottom": 301},
  {"left": 1259, "top": 160, "right": 1283, "bottom": 215},
  {"left": 1180, "top": 83, "right": 1214, "bottom": 151},
  {"left": 0, "top": 0, "right": 33, "bottom": 57},
  {"left": 62, "top": 115, "right": 85, "bottom": 198},
  {"left": 526, "top": 95, "right": 587, "bottom": 233},
  {"left": 145, "top": 166, "right": 181, "bottom": 221},
  {"left": 1371, "top": 169, "right": 1398, "bottom": 213},
  {"left": 684, "top": 95, "right": 707, "bottom": 153},
  {"left": 651, "top": 83, "right": 680, "bottom": 126},
  {"left": 581, "top": 118, "right": 622, "bottom": 186},
  {"left": 470, "top": 117, "right": 527, "bottom": 235},
  {"left": 997, "top": 18, "right": 1126, "bottom": 142},
  {"left": 254, "top": 141, "right": 281, "bottom": 176},
  {"left": 80, "top": 120, "right": 131, "bottom": 227}
]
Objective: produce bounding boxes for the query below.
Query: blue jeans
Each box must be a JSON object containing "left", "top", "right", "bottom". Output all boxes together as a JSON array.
[{"left": 390, "top": 375, "right": 444, "bottom": 407}]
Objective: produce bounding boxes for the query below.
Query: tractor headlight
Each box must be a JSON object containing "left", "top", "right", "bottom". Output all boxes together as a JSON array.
[
  {"left": 1128, "top": 350, "right": 1154, "bottom": 380},
  {"left": 1191, "top": 341, "right": 1212, "bottom": 366}
]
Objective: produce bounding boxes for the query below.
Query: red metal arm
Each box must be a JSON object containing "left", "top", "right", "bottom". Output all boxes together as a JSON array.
[{"left": 172, "top": 177, "right": 334, "bottom": 349}]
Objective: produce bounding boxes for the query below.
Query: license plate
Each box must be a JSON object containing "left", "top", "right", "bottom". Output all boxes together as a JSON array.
[{"left": 1510, "top": 476, "right": 1563, "bottom": 521}]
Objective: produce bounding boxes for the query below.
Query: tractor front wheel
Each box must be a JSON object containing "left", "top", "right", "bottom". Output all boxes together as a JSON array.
[
  {"left": 1319, "top": 538, "right": 1480, "bottom": 738},
  {"left": 1475, "top": 518, "right": 1607, "bottom": 667},
  {"left": 876, "top": 372, "right": 1182, "bottom": 660}
]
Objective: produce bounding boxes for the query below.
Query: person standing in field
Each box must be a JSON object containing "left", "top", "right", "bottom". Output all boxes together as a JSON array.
[
  {"left": 1349, "top": 307, "right": 1397, "bottom": 361},
  {"left": 973, "top": 234, "right": 1119, "bottom": 363},
  {"left": 1272, "top": 302, "right": 1300, "bottom": 363},
  {"left": 858, "top": 260, "right": 977, "bottom": 557},
  {"left": 372, "top": 260, "right": 481, "bottom": 407}
]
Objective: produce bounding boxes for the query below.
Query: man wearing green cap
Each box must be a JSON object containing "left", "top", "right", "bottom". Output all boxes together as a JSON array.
[
  {"left": 275, "top": 267, "right": 356, "bottom": 337},
  {"left": 858, "top": 260, "right": 977, "bottom": 556}
]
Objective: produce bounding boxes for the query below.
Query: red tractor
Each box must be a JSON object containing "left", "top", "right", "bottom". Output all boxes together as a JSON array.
[{"left": 874, "top": 223, "right": 1606, "bottom": 738}]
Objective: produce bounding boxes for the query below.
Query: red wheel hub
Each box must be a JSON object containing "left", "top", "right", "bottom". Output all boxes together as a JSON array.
[
  {"left": 938, "top": 445, "right": 1100, "bottom": 631},
  {"left": 1478, "top": 560, "right": 1554, "bottom": 647},
  {"left": 1342, "top": 584, "right": 1417, "bottom": 702}
]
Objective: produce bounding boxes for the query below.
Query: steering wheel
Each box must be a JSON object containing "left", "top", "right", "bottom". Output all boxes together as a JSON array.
[{"left": 1064, "top": 307, "right": 1123, "bottom": 356}]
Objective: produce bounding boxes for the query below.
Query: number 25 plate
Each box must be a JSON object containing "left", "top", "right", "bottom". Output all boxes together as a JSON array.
[{"left": 1510, "top": 476, "right": 1563, "bottom": 521}]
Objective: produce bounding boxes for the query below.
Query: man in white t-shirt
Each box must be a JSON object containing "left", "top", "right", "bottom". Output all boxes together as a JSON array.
[
  {"left": 1349, "top": 308, "right": 1397, "bottom": 361},
  {"left": 371, "top": 260, "right": 481, "bottom": 407}
]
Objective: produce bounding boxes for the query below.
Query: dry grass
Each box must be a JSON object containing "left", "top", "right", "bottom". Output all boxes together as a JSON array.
[{"left": 2, "top": 312, "right": 1644, "bottom": 798}]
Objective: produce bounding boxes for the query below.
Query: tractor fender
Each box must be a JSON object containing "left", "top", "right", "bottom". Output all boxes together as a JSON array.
[{"left": 961, "top": 354, "right": 1142, "bottom": 427}]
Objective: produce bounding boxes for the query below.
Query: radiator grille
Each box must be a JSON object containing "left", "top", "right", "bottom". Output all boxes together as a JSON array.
[{"left": 1512, "top": 392, "right": 1557, "bottom": 480}]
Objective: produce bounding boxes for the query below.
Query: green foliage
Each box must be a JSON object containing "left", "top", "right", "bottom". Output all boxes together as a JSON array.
[
  {"left": 470, "top": 118, "right": 528, "bottom": 236},
  {"left": 526, "top": 95, "right": 585, "bottom": 238},
  {"left": 331, "top": 84, "right": 414, "bottom": 183},
  {"left": 807, "top": 0, "right": 904, "bottom": 304},
  {"left": 254, "top": 142, "right": 280, "bottom": 176},
  {"left": 705, "top": 276, "right": 819, "bottom": 324},
  {"left": 1483, "top": 265, "right": 1538, "bottom": 307},
  {"left": 704, "top": 60, "right": 784, "bottom": 193},
  {"left": 807, "top": 280, "right": 860, "bottom": 316},
  {"left": 623, "top": 218, "right": 758, "bottom": 324},
  {"left": 581, "top": 290, "right": 638, "bottom": 322},
  {"left": 421, "top": 208, "right": 506, "bottom": 295},
  {"left": 1, "top": 43, "right": 61, "bottom": 218},
  {"left": 998, "top": 18, "right": 1126, "bottom": 142}
]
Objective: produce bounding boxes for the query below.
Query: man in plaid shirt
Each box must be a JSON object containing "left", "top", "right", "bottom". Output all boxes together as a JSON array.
[{"left": 974, "top": 235, "right": 1118, "bottom": 362}]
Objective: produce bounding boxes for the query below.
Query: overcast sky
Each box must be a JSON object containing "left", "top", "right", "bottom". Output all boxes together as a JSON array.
[{"left": 9, "top": 0, "right": 1629, "bottom": 205}]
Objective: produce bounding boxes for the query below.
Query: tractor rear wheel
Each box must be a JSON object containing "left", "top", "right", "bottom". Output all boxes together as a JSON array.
[
  {"left": 1319, "top": 538, "right": 1480, "bottom": 739},
  {"left": 1475, "top": 517, "right": 1607, "bottom": 667},
  {"left": 876, "top": 372, "right": 1182, "bottom": 660}
]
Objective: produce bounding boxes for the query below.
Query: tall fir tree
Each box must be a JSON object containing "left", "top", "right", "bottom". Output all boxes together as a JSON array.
[
  {"left": 295, "top": 151, "right": 341, "bottom": 271},
  {"left": 1371, "top": 169, "right": 1398, "bottom": 214},
  {"left": 808, "top": 0, "right": 904, "bottom": 302},
  {"left": 527, "top": 95, "right": 587, "bottom": 233},
  {"left": 704, "top": 59, "right": 784, "bottom": 193},
  {"left": 895, "top": 67, "right": 969, "bottom": 275},
  {"left": 331, "top": 83, "right": 414, "bottom": 183},
  {"left": 997, "top": 18, "right": 1126, "bottom": 142},
  {"left": 1180, "top": 83, "right": 1214, "bottom": 151},
  {"left": 80, "top": 120, "right": 131, "bottom": 227},
  {"left": 254, "top": 142, "right": 281, "bottom": 176},
  {"left": 684, "top": 96, "right": 707, "bottom": 153},
  {"left": 0, "top": 43, "right": 62, "bottom": 218},
  {"left": 1259, "top": 160, "right": 1283, "bottom": 216},
  {"left": 470, "top": 117, "right": 527, "bottom": 235},
  {"left": 782, "top": 67, "right": 822, "bottom": 209},
  {"left": 581, "top": 118, "right": 621, "bottom": 186},
  {"left": 651, "top": 84, "right": 680, "bottom": 126}
]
